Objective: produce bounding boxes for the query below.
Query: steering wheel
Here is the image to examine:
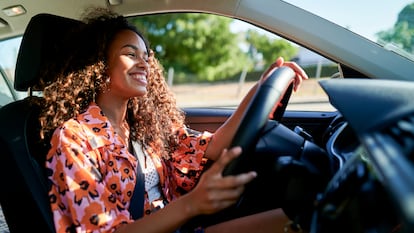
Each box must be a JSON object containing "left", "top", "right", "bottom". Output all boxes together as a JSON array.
[
  {"left": 189, "top": 67, "right": 327, "bottom": 229},
  {"left": 222, "top": 66, "right": 296, "bottom": 176}
]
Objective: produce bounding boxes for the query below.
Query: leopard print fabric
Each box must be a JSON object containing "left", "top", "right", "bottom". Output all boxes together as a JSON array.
[{"left": 46, "top": 103, "right": 212, "bottom": 232}]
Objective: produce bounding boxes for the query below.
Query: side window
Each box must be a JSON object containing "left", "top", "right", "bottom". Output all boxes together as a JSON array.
[
  {"left": 0, "top": 70, "right": 14, "bottom": 107},
  {"left": 130, "top": 13, "right": 337, "bottom": 111},
  {"left": 0, "top": 36, "right": 25, "bottom": 107}
]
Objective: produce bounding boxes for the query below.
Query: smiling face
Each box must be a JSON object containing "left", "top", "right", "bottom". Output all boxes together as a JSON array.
[{"left": 105, "top": 29, "right": 149, "bottom": 99}]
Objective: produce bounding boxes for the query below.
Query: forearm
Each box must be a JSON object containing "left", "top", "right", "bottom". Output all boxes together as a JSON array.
[{"left": 204, "top": 57, "right": 308, "bottom": 161}]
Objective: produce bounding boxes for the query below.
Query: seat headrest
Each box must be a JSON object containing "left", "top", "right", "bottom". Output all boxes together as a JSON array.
[{"left": 14, "top": 13, "right": 83, "bottom": 91}]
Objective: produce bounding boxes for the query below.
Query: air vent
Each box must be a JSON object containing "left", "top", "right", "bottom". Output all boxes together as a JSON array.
[{"left": 382, "top": 114, "right": 414, "bottom": 160}]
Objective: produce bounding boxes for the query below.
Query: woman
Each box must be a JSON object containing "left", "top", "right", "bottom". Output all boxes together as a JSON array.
[{"left": 40, "top": 7, "right": 308, "bottom": 233}]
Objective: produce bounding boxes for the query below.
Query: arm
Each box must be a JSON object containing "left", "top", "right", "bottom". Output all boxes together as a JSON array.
[
  {"left": 115, "top": 147, "right": 257, "bottom": 233},
  {"left": 205, "top": 57, "right": 309, "bottom": 160},
  {"left": 49, "top": 122, "right": 256, "bottom": 233}
]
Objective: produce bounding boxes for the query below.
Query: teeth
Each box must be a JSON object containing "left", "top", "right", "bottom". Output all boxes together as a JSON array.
[
  {"left": 131, "top": 74, "right": 145, "bottom": 79},
  {"left": 130, "top": 74, "right": 147, "bottom": 84}
]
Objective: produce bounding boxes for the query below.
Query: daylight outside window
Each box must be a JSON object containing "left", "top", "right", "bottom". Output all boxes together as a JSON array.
[
  {"left": 0, "top": 13, "right": 337, "bottom": 111},
  {"left": 128, "top": 13, "right": 337, "bottom": 112}
]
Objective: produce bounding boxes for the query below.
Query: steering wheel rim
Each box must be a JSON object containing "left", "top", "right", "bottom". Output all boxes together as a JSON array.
[{"left": 222, "top": 66, "right": 296, "bottom": 176}]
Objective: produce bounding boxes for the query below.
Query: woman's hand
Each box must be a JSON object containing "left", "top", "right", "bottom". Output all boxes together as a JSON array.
[
  {"left": 259, "top": 57, "right": 309, "bottom": 92},
  {"left": 203, "top": 57, "right": 309, "bottom": 162},
  {"left": 185, "top": 147, "right": 257, "bottom": 216}
]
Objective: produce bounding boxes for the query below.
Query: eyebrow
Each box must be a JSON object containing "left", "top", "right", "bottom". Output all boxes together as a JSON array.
[{"left": 122, "top": 44, "right": 148, "bottom": 56}]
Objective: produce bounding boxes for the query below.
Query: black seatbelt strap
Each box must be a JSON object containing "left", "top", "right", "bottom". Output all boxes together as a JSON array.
[{"left": 128, "top": 141, "right": 145, "bottom": 220}]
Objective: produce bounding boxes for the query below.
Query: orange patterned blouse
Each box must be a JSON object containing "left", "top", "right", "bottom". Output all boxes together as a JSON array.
[{"left": 46, "top": 103, "right": 212, "bottom": 233}]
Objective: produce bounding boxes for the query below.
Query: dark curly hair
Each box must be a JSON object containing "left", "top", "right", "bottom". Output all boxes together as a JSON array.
[{"left": 39, "top": 7, "right": 185, "bottom": 158}]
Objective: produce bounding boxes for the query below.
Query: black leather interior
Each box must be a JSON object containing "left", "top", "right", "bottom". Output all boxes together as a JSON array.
[
  {"left": 0, "top": 14, "right": 82, "bottom": 233},
  {"left": 14, "top": 14, "right": 81, "bottom": 92}
]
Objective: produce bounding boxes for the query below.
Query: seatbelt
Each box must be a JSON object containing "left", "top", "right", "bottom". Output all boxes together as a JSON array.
[{"left": 128, "top": 141, "right": 145, "bottom": 220}]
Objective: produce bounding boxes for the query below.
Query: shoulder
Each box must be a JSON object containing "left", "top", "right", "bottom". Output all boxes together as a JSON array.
[{"left": 52, "top": 104, "right": 109, "bottom": 141}]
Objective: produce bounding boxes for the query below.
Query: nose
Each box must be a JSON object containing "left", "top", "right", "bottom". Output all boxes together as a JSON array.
[{"left": 136, "top": 56, "right": 149, "bottom": 69}]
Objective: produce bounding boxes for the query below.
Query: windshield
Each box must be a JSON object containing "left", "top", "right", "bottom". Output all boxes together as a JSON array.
[{"left": 284, "top": 0, "right": 414, "bottom": 61}]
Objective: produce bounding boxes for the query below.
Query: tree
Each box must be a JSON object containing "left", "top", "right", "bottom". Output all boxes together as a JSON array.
[
  {"left": 377, "top": 3, "right": 414, "bottom": 52},
  {"left": 130, "top": 13, "right": 251, "bottom": 82},
  {"left": 245, "top": 30, "right": 298, "bottom": 69}
]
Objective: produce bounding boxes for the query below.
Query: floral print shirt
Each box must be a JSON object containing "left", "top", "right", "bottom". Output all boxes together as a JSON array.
[{"left": 46, "top": 103, "right": 212, "bottom": 233}]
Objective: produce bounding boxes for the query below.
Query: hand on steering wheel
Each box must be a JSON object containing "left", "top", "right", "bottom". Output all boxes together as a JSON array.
[
  {"left": 260, "top": 57, "right": 309, "bottom": 92},
  {"left": 191, "top": 59, "right": 310, "bottom": 228},
  {"left": 222, "top": 65, "right": 298, "bottom": 176},
  {"left": 259, "top": 57, "right": 309, "bottom": 120}
]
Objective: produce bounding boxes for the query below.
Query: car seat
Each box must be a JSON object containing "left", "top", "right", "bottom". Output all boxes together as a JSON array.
[{"left": 0, "top": 14, "right": 82, "bottom": 233}]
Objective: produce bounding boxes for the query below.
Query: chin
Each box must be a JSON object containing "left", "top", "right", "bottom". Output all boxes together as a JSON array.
[{"left": 135, "top": 89, "right": 147, "bottom": 97}]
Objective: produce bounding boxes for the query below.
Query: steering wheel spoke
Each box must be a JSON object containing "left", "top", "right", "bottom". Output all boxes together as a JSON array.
[{"left": 222, "top": 66, "right": 296, "bottom": 176}]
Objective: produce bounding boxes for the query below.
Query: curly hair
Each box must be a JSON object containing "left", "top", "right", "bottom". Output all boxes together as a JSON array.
[{"left": 39, "top": 7, "right": 185, "bottom": 158}]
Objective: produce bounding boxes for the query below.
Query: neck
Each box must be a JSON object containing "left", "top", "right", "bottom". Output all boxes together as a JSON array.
[{"left": 96, "top": 94, "right": 128, "bottom": 129}]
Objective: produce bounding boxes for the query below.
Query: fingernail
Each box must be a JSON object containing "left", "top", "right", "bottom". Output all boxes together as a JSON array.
[{"left": 251, "top": 171, "right": 258, "bottom": 177}]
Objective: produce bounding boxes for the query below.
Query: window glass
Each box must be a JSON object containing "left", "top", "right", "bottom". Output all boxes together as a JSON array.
[
  {"left": 0, "top": 36, "right": 26, "bottom": 104},
  {"left": 284, "top": 0, "right": 414, "bottom": 62},
  {"left": 0, "top": 71, "right": 14, "bottom": 106},
  {"left": 129, "top": 13, "right": 336, "bottom": 111}
]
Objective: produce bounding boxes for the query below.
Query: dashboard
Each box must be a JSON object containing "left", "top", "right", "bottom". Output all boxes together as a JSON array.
[{"left": 311, "top": 78, "right": 414, "bottom": 233}]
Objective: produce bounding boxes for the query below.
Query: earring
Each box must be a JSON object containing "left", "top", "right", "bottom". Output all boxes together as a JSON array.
[{"left": 104, "top": 77, "right": 111, "bottom": 92}]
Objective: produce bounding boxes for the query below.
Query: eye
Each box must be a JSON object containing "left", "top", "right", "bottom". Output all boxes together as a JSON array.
[{"left": 127, "top": 52, "right": 136, "bottom": 58}]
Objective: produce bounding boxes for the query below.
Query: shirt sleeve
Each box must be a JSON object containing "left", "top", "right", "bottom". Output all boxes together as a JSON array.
[
  {"left": 169, "top": 127, "right": 213, "bottom": 192},
  {"left": 46, "top": 120, "right": 132, "bottom": 233}
]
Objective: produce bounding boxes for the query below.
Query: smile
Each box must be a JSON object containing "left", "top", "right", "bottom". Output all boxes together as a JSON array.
[{"left": 130, "top": 73, "right": 147, "bottom": 85}]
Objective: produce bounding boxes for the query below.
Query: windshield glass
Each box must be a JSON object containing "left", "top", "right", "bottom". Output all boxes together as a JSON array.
[{"left": 284, "top": 0, "right": 414, "bottom": 61}]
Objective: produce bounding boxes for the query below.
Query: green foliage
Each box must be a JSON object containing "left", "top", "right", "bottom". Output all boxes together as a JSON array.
[
  {"left": 377, "top": 3, "right": 414, "bottom": 52},
  {"left": 130, "top": 13, "right": 251, "bottom": 82},
  {"left": 246, "top": 30, "right": 298, "bottom": 68},
  {"left": 129, "top": 13, "right": 299, "bottom": 83}
]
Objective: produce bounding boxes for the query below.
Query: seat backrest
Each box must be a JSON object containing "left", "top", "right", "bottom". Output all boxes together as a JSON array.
[{"left": 0, "top": 14, "right": 82, "bottom": 233}]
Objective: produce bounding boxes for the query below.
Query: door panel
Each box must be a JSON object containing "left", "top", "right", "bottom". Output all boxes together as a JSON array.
[{"left": 183, "top": 108, "right": 338, "bottom": 147}]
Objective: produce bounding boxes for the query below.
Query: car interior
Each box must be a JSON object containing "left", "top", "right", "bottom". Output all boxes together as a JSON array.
[
  {"left": 0, "top": 12, "right": 338, "bottom": 233},
  {"left": 2, "top": 2, "right": 414, "bottom": 233},
  {"left": 0, "top": 13, "right": 83, "bottom": 233}
]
